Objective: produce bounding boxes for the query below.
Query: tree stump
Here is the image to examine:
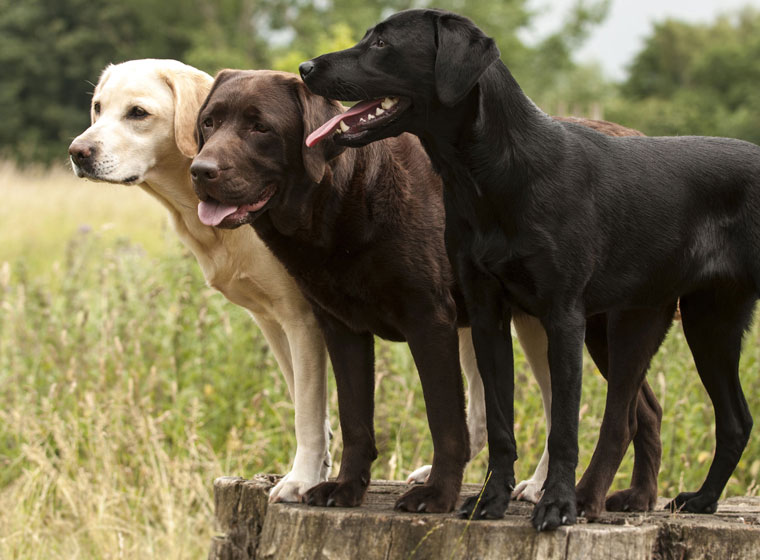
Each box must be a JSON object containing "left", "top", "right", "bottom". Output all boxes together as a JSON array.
[{"left": 208, "top": 476, "right": 760, "bottom": 559}]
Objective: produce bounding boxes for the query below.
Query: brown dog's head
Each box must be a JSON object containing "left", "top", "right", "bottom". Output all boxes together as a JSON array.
[{"left": 191, "top": 70, "right": 345, "bottom": 229}]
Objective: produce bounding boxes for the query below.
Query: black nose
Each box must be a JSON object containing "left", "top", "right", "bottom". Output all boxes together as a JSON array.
[
  {"left": 69, "top": 139, "right": 96, "bottom": 168},
  {"left": 299, "top": 61, "right": 315, "bottom": 80},
  {"left": 190, "top": 159, "right": 220, "bottom": 182}
]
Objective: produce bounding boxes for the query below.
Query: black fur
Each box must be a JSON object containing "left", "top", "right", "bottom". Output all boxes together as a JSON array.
[{"left": 302, "top": 8, "right": 757, "bottom": 530}]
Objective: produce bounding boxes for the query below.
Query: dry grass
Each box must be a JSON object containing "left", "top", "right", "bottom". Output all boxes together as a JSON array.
[
  {"left": 0, "top": 161, "right": 167, "bottom": 272},
  {"left": 0, "top": 164, "right": 758, "bottom": 558}
]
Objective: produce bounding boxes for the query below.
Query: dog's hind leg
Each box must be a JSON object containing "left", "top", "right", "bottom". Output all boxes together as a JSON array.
[
  {"left": 585, "top": 309, "right": 670, "bottom": 513},
  {"left": 667, "top": 288, "right": 755, "bottom": 513},
  {"left": 303, "top": 311, "right": 377, "bottom": 508},
  {"left": 604, "top": 380, "right": 663, "bottom": 512},
  {"left": 459, "top": 327, "right": 488, "bottom": 461},
  {"left": 575, "top": 304, "right": 674, "bottom": 519},
  {"left": 395, "top": 322, "right": 470, "bottom": 513}
]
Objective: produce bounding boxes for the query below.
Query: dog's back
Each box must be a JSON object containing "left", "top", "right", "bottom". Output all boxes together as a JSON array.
[{"left": 552, "top": 124, "right": 760, "bottom": 308}]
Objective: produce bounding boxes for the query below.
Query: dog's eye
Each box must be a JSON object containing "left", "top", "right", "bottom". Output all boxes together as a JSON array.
[
  {"left": 374, "top": 38, "right": 387, "bottom": 48},
  {"left": 253, "top": 122, "right": 269, "bottom": 133},
  {"left": 127, "top": 106, "right": 149, "bottom": 119},
  {"left": 202, "top": 117, "right": 213, "bottom": 129},
  {"left": 93, "top": 102, "right": 101, "bottom": 115}
]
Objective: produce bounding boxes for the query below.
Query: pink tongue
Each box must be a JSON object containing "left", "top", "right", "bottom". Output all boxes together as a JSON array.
[
  {"left": 305, "top": 99, "right": 383, "bottom": 147},
  {"left": 198, "top": 200, "right": 240, "bottom": 226}
]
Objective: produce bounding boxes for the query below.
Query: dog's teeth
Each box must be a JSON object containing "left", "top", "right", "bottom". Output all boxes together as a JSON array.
[
  {"left": 367, "top": 114, "right": 375, "bottom": 120},
  {"left": 381, "top": 97, "right": 398, "bottom": 110},
  {"left": 339, "top": 120, "right": 349, "bottom": 132},
  {"left": 359, "top": 117, "right": 366, "bottom": 123},
  {"left": 376, "top": 107, "right": 385, "bottom": 116}
]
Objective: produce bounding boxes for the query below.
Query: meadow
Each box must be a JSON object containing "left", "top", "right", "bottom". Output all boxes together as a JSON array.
[{"left": 0, "top": 163, "right": 758, "bottom": 559}]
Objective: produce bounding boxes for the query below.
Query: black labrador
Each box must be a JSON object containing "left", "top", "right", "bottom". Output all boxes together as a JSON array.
[{"left": 300, "top": 9, "right": 757, "bottom": 531}]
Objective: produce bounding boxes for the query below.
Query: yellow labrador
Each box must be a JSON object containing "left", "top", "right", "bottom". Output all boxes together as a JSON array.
[
  {"left": 68, "top": 59, "right": 548, "bottom": 501},
  {"left": 68, "top": 59, "right": 331, "bottom": 502}
]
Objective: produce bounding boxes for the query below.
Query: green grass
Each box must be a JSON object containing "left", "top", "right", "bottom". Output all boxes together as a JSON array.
[{"left": 0, "top": 164, "right": 758, "bottom": 558}]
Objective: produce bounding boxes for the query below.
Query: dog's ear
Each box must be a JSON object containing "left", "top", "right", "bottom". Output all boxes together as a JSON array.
[
  {"left": 293, "top": 80, "right": 346, "bottom": 183},
  {"left": 434, "top": 14, "right": 500, "bottom": 107},
  {"left": 163, "top": 66, "right": 214, "bottom": 158},
  {"left": 194, "top": 69, "right": 237, "bottom": 154}
]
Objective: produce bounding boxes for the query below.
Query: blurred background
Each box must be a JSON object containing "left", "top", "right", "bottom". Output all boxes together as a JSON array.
[
  {"left": 3, "top": 0, "right": 760, "bottom": 165},
  {"left": 1, "top": 1, "right": 760, "bottom": 558}
]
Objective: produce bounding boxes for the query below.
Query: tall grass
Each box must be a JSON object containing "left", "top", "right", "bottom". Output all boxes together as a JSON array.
[{"left": 0, "top": 165, "right": 758, "bottom": 558}]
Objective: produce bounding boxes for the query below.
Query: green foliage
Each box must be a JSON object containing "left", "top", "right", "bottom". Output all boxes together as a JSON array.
[
  {"left": 608, "top": 8, "right": 760, "bottom": 143},
  {"left": 2, "top": 227, "right": 760, "bottom": 557},
  {"left": 2, "top": 168, "right": 760, "bottom": 555},
  {"left": 0, "top": 0, "right": 610, "bottom": 166},
  {"left": 0, "top": 0, "right": 199, "bottom": 165}
]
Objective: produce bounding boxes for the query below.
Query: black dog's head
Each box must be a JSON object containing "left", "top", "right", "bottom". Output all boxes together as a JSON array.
[
  {"left": 300, "top": 9, "right": 500, "bottom": 147},
  {"left": 190, "top": 69, "right": 345, "bottom": 229}
]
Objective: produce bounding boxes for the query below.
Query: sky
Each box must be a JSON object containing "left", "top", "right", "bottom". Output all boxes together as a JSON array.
[{"left": 524, "top": 0, "right": 760, "bottom": 80}]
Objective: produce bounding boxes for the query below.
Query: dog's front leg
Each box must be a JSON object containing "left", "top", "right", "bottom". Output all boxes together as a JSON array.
[
  {"left": 531, "top": 308, "right": 585, "bottom": 531},
  {"left": 396, "top": 323, "right": 469, "bottom": 513},
  {"left": 405, "top": 327, "right": 486, "bottom": 485},
  {"left": 456, "top": 258, "right": 517, "bottom": 520},
  {"left": 269, "top": 314, "right": 332, "bottom": 503},
  {"left": 303, "top": 310, "right": 377, "bottom": 508}
]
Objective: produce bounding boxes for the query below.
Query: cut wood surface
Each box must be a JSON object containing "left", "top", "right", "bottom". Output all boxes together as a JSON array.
[{"left": 208, "top": 475, "right": 760, "bottom": 560}]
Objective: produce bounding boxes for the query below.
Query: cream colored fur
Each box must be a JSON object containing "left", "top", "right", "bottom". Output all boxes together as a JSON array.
[{"left": 69, "top": 59, "right": 330, "bottom": 502}]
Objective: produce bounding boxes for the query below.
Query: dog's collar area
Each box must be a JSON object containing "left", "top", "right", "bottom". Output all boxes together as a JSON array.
[{"left": 306, "top": 96, "right": 410, "bottom": 147}]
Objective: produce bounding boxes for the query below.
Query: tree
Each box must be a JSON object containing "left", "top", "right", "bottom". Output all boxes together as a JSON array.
[
  {"left": 607, "top": 7, "right": 760, "bottom": 143},
  {"left": 0, "top": 0, "right": 200, "bottom": 164},
  {"left": 0, "top": 0, "right": 610, "bottom": 165}
]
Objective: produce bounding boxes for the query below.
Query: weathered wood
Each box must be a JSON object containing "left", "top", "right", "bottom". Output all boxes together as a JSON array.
[{"left": 209, "top": 476, "right": 760, "bottom": 560}]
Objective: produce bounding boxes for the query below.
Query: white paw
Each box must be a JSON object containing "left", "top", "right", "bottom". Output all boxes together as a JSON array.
[
  {"left": 405, "top": 465, "right": 432, "bottom": 485},
  {"left": 268, "top": 473, "right": 321, "bottom": 503},
  {"left": 512, "top": 478, "right": 544, "bottom": 503}
]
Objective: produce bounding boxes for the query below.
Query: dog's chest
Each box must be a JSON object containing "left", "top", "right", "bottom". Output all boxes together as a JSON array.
[
  {"left": 468, "top": 230, "right": 547, "bottom": 313},
  {"left": 256, "top": 226, "right": 408, "bottom": 340},
  {"left": 299, "top": 266, "right": 407, "bottom": 341},
  {"left": 188, "top": 230, "right": 290, "bottom": 318}
]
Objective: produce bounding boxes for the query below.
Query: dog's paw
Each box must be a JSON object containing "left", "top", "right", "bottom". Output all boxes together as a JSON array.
[
  {"left": 665, "top": 491, "right": 718, "bottom": 514},
  {"left": 605, "top": 486, "right": 656, "bottom": 512},
  {"left": 269, "top": 473, "right": 323, "bottom": 503},
  {"left": 395, "top": 482, "right": 459, "bottom": 513},
  {"left": 405, "top": 465, "right": 432, "bottom": 485},
  {"left": 532, "top": 485, "right": 577, "bottom": 531},
  {"left": 575, "top": 485, "right": 604, "bottom": 520},
  {"left": 303, "top": 479, "right": 367, "bottom": 508},
  {"left": 457, "top": 480, "right": 512, "bottom": 520},
  {"left": 512, "top": 478, "right": 544, "bottom": 503}
]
